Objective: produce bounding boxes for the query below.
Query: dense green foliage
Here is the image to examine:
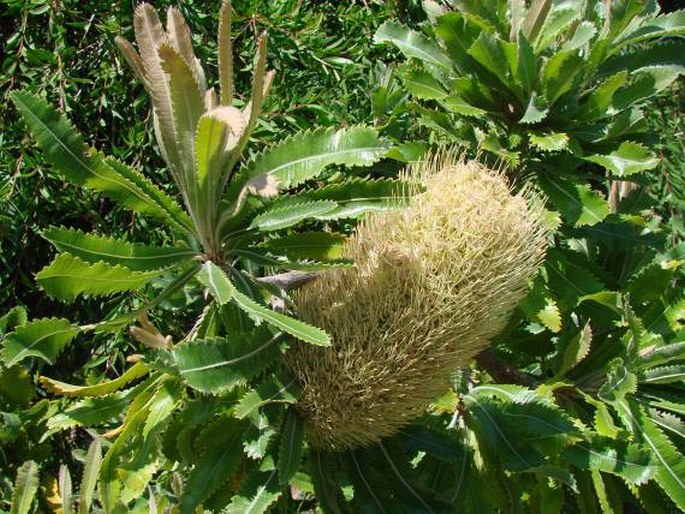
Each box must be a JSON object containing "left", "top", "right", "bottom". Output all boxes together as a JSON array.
[{"left": 1, "top": 0, "right": 684, "bottom": 513}]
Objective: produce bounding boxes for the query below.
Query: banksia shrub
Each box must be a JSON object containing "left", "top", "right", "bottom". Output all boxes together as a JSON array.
[{"left": 286, "top": 154, "right": 549, "bottom": 450}]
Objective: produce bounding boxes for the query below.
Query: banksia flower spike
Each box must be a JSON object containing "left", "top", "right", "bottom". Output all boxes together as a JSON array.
[{"left": 286, "top": 153, "right": 549, "bottom": 450}]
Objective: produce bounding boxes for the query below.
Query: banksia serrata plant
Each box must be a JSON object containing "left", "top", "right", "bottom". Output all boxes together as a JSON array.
[{"left": 286, "top": 153, "right": 549, "bottom": 450}]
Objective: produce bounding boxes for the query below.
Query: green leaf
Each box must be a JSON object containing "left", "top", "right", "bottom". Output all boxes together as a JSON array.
[
  {"left": 1, "top": 317, "right": 80, "bottom": 367},
  {"left": 537, "top": 175, "right": 610, "bottom": 227},
  {"left": 538, "top": 298, "right": 562, "bottom": 333},
  {"left": 374, "top": 21, "right": 452, "bottom": 70},
  {"left": 180, "top": 415, "right": 247, "bottom": 513},
  {"left": 577, "top": 71, "right": 628, "bottom": 121},
  {"left": 297, "top": 177, "right": 410, "bottom": 219},
  {"left": 10, "top": 91, "right": 193, "bottom": 233},
  {"left": 278, "top": 408, "right": 304, "bottom": 486},
  {"left": 641, "top": 365, "right": 685, "bottom": 384},
  {"left": 467, "top": 32, "right": 511, "bottom": 89},
  {"left": 197, "top": 261, "right": 235, "bottom": 305},
  {"left": 555, "top": 321, "right": 592, "bottom": 376},
  {"left": 242, "top": 127, "right": 388, "bottom": 191},
  {"left": 0, "top": 306, "right": 27, "bottom": 334},
  {"left": 258, "top": 232, "right": 346, "bottom": 262},
  {"left": 231, "top": 289, "right": 331, "bottom": 346},
  {"left": 397, "top": 67, "right": 447, "bottom": 99},
  {"left": 440, "top": 94, "right": 488, "bottom": 117},
  {"left": 234, "top": 375, "right": 299, "bottom": 419},
  {"left": 584, "top": 142, "right": 660, "bottom": 177},
  {"left": 543, "top": 50, "right": 583, "bottom": 103},
  {"left": 40, "top": 361, "right": 148, "bottom": 397},
  {"left": 309, "top": 451, "right": 350, "bottom": 514},
  {"left": 519, "top": 93, "right": 549, "bottom": 123},
  {"left": 169, "top": 333, "right": 283, "bottom": 394},
  {"left": 46, "top": 391, "right": 131, "bottom": 435},
  {"left": 599, "top": 363, "right": 637, "bottom": 403},
  {"left": 566, "top": 440, "right": 654, "bottom": 484},
  {"left": 43, "top": 226, "right": 197, "bottom": 271},
  {"left": 225, "top": 468, "right": 282, "bottom": 514},
  {"left": 615, "top": 400, "right": 685, "bottom": 509},
  {"left": 637, "top": 342, "right": 685, "bottom": 370},
  {"left": 78, "top": 440, "right": 102, "bottom": 514},
  {"left": 529, "top": 132, "right": 569, "bottom": 152},
  {"left": 249, "top": 200, "right": 338, "bottom": 232},
  {"left": 10, "top": 461, "right": 39, "bottom": 514},
  {"left": 36, "top": 253, "right": 159, "bottom": 301}
]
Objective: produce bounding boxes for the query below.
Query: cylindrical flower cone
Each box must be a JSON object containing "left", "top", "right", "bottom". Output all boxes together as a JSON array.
[{"left": 286, "top": 153, "right": 549, "bottom": 450}]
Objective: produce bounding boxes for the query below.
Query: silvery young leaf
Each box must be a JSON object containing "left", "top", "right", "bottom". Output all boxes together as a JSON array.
[
  {"left": 10, "top": 460, "right": 39, "bottom": 514},
  {"left": 43, "top": 226, "right": 197, "bottom": 272},
  {"left": 1, "top": 318, "right": 80, "bottom": 367},
  {"left": 36, "top": 253, "right": 160, "bottom": 301}
]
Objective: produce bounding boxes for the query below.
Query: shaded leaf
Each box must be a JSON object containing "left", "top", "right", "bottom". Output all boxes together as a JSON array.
[{"left": 1, "top": 318, "right": 80, "bottom": 367}]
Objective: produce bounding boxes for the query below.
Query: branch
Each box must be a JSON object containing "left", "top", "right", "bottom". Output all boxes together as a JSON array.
[
  {"left": 257, "top": 270, "right": 320, "bottom": 290},
  {"left": 475, "top": 350, "right": 538, "bottom": 387}
]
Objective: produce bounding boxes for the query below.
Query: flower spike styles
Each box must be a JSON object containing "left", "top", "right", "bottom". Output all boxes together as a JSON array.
[{"left": 287, "top": 153, "right": 549, "bottom": 450}]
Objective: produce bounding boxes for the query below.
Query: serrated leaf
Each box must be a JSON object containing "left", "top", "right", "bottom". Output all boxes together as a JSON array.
[
  {"left": 250, "top": 200, "right": 338, "bottom": 232},
  {"left": 170, "top": 333, "right": 283, "bottom": 394},
  {"left": 585, "top": 142, "right": 660, "bottom": 177},
  {"left": 46, "top": 392, "right": 131, "bottom": 435},
  {"left": 10, "top": 91, "right": 192, "bottom": 233},
  {"left": 0, "top": 306, "right": 28, "bottom": 334},
  {"left": 43, "top": 226, "right": 197, "bottom": 271},
  {"left": 225, "top": 468, "right": 282, "bottom": 514},
  {"left": 615, "top": 400, "right": 685, "bottom": 509},
  {"left": 543, "top": 50, "right": 583, "bottom": 103},
  {"left": 440, "top": 94, "right": 488, "bottom": 117},
  {"left": 519, "top": 94, "right": 549, "bottom": 123},
  {"left": 242, "top": 127, "right": 388, "bottom": 191},
  {"left": 297, "top": 177, "right": 410, "bottom": 219},
  {"left": 40, "top": 361, "right": 148, "bottom": 397},
  {"left": 232, "top": 289, "right": 331, "bottom": 346},
  {"left": 180, "top": 415, "right": 247, "bottom": 513},
  {"left": 599, "top": 363, "right": 637, "bottom": 403},
  {"left": 374, "top": 21, "right": 452, "bottom": 70},
  {"left": 467, "top": 32, "right": 511, "bottom": 89},
  {"left": 36, "top": 253, "right": 159, "bottom": 301},
  {"left": 278, "top": 408, "right": 304, "bottom": 486},
  {"left": 529, "top": 132, "right": 568, "bottom": 152},
  {"left": 309, "top": 450, "right": 350, "bottom": 514},
  {"left": 637, "top": 342, "right": 685, "bottom": 370},
  {"left": 10, "top": 461, "right": 39, "bottom": 514},
  {"left": 197, "top": 260, "right": 235, "bottom": 305},
  {"left": 538, "top": 298, "right": 562, "bottom": 332},
  {"left": 398, "top": 67, "right": 447, "bottom": 99},
  {"left": 566, "top": 440, "right": 654, "bottom": 484},
  {"left": 78, "top": 440, "right": 102, "bottom": 514},
  {"left": 59, "top": 464, "right": 73, "bottom": 514},
  {"left": 1, "top": 317, "right": 80, "bottom": 367},
  {"left": 556, "top": 321, "right": 592, "bottom": 376},
  {"left": 537, "top": 174, "right": 610, "bottom": 227},
  {"left": 641, "top": 365, "right": 685, "bottom": 384},
  {"left": 258, "top": 232, "right": 346, "bottom": 262},
  {"left": 234, "top": 375, "right": 299, "bottom": 419}
]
